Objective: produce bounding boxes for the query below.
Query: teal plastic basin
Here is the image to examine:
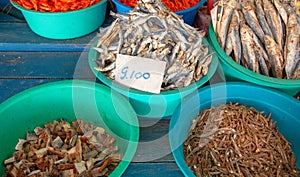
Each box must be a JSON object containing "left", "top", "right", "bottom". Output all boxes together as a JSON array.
[
  {"left": 208, "top": 24, "right": 300, "bottom": 96},
  {"left": 88, "top": 38, "right": 219, "bottom": 118},
  {"left": 111, "top": 0, "right": 206, "bottom": 25},
  {"left": 11, "top": 0, "right": 107, "bottom": 39},
  {"left": 169, "top": 82, "right": 300, "bottom": 176},
  {"left": 0, "top": 80, "right": 139, "bottom": 176}
]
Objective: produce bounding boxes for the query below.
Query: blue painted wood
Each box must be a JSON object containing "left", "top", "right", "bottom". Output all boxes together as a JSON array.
[
  {"left": 0, "top": 11, "right": 24, "bottom": 22},
  {"left": 0, "top": 79, "right": 59, "bottom": 103},
  {"left": 124, "top": 163, "right": 184, "bottom": 176},
  {"left": 0, "top": 23, "right": 99, "bottom": 52},
  {"left": 0, "top": 5, "right": 24, "bottom": 20},
  {"left": 0, "top": 52, "right": 95, "bottom": 78}
]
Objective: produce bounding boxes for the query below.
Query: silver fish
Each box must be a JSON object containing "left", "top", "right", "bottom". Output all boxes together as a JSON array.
[
  {"left": 263, "top": 0, "right": 285, "bottom": 49},
  {"left": 264, "top": 35, "right": 285, "bottom": 78},
  {"left": 228, "top": 9, "right": 242, "bottom": 64},
  {"left": 284, "top": 13, "right": 300, "bottom": 79},
  {"left": 255, "top": 0, "right": 274, "bottom": 38},
  {"left": 243, "top": 23, "right": 271, "bottom": 75},
  {"left": 292, "top": 60, "right": 300, "bottom": 79},
  {"left": 240, "top": 24, "right": 260, "bottom": 73},
  {"left": 217, "top": 0, "right": 236, "bottom": 49},
  {"left": 242, "top": 1, "right": 266, "bottom": 43},
  {"left": 273, "top": 0, "right": 288, "bottom": 25}
]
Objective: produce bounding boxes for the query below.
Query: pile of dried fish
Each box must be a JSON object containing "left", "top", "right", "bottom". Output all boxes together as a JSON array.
[
  {"left": 211, "top": 0, "right": 300, "bottom": 79},
  {"left": 184, "top": 103, "right": 299, "bottom": 176},
  {"left": 4, "top": 119, "right": 122, "bottom": 177},
  {"left": 92, "top": 0, "right": 213, "bottom": 90}
]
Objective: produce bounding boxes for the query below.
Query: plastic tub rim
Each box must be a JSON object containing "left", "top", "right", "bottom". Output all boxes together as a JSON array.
[
  {"left": 208, "top": 23, "right": 300, "bottom": 86},
  {"left": 111, "top": 0, "right": 206, "bottom": 14},
  {"left": 88, "top": 38, "right": 219, "bottom": 97}
]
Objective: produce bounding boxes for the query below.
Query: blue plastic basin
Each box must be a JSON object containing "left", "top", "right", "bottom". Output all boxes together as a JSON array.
[
  {"left": 111, "top": 0, "right": 206, "bottom": 25},
  {"left": 169, "top": 82, "right": 300, "bottom": 176}
]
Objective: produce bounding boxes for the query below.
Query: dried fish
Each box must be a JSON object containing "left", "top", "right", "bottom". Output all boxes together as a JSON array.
[
  {"left": 255, "top": 0, "right": 274, "bottom": 39},
  {"left": 284, "top": 13, "right": 300, "bottom": 79},
  {"left": 217, "top": 0, "right": 236, "bottom": 49},
  {"left": 212, "top": 0, "right": 300, "bottom": 79},
  {"left": 92, "top": 0, "right": 212, "bottom": 91},
  {"left": 240, "top": 24, "right": 260, "bottom": 73},
  {"left": 242, "top": 1, "right": 266, "bottom": 43},
  {"left": 265, "top": 35, "right": 285, "bottom": 78},
  {"left": 263, "top": 0, "right": 285, "bottom": 48},
  {"left": 4, "top": 119, "right": 123, "bottom": 176},
  {"left": 184, "top": 103, "right": 299, "bottom": 177}
]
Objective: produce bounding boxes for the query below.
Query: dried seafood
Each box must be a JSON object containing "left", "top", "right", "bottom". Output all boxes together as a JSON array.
[
  {"left": 4, "top": 119, "right": 123, "bottom": 177},
  {"left": 184, "top": 103, "right": 299, "bottom": 176},
  {"left": 211, "top": 0, "right": 300, "bottom": 79},
  {"left": 92, "top": 0, "right": 213, "bottom": 91}
]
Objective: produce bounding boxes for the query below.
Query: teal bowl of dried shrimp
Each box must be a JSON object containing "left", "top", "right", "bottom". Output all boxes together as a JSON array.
[
  {"left": 10, "top": 0, "right": 107, "bottom": 39},
  {"left": 169, "top": 82, "right": 300, "bottom": 177},
  {"left": 208, "top": 0, "right": 300, "bottom": 96}
]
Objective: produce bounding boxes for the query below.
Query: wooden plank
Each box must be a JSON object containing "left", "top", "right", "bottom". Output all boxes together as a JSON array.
[
  {"left": 0, "top": 23, "right": 98, "bottom": 52},
  {"left": 0, "top": 6, "right": 24, "bottom": 21},
  {"left": 0, "top": 10, "right": 115, "bottom": 52},
  {"left": 0, "top": 52, "right": 95, "bottom": 79},
  {"left": 134, "top": 118, "right": 175, "bottom": 162},
  {"left": 123, "top": 163, "right": 184, "bottom": 177},
  {"left": 0, "top": 11, "right": 24, "bottom": 22},
  {"left": 0, "top": 79, "right": 59, "bottom": 103}
]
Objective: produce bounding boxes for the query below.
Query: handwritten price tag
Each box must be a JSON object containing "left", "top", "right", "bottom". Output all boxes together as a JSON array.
[{"left": 115, "top": 54, "right": 166, "bottom": 94}]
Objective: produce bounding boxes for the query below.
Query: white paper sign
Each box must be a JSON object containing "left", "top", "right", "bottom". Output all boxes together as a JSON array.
[{"left": 115, "top": 54, "right": 166, "bottom": 94}]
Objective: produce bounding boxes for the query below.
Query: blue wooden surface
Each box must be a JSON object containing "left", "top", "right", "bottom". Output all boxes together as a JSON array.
[{"left": 0, "top": 8, "right": 185, "bottom": 176}]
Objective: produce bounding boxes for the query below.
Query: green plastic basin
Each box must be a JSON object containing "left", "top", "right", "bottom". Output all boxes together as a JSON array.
[
  {"left": 208, "top": 24, "right": 300, "bottom": 96},
  {"left": 0, "top": 80, "right": 139, "bottom": 176},
  {"left": 11, "top": 0, "right": 107, "bottom": 39},
  {"left": 88, "top": 38, "right": 219, "bottom": 118}
]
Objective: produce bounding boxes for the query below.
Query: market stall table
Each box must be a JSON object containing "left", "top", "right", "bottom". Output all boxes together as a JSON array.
[{"left": 0, "top": 7, "right": 188, "bottom": 176}]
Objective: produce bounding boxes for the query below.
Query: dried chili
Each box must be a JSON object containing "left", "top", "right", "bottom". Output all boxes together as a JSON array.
[
  {"left": 118, "top": 0, "right": 200, "bottom": 11},
  {"left": 12, "top": 0, "right": 102, "bottom": 12}
]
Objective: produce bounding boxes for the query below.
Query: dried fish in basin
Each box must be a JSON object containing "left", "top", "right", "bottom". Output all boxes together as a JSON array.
[
  {"left": 4, "top": 119, "right": 123, "bottom": 176},
  {"left": 184, "top": 103, "right": 299, "bottom": 177},
  {"left": 92, "top": 0, "right": 213, "bottom": 91},
  {"left": 211, "top": 0, "right": 300, "bottom": 79}
]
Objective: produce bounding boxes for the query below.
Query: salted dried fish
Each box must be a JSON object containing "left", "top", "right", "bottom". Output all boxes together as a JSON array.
[
  {"left": 92, "top": 0, "right": 212, "bottom": 91},
  {"left": 240, "top": 24, "right": 260, "bottom": 73},
  {"left": 265, "top": 35, "right": 285, "bottom": 78},
  {"left": 263, "top": 0, "right": 285, "bottom": 48},
  {"left": 273, "top": 0, "right": 288, "bottom": 25},
  {"left": 217, "top": 0, "right": 236, "bottom": 49},
  {"left": 284, "top": 13, "right": 300, "bottom": 79},
  {"left": 255, "top": 0, "right": 274, "bottom": 38},
  {"left": 242, "top": 1, "right": 266, "bottom": 43},
  {"left": 212, "top": 0, "right": 300, "bottom": 79},
  {"left": 226, "top": 9, "right": 242, "bottom": 64}
]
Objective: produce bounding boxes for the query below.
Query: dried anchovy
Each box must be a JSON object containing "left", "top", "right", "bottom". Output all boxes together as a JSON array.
[
  {"left": 184, "top": 102, "right": 299, "bottom": 177},
  {"left": 4, "top": 119, "right": 123, "bottom": 177},
  {"left": 92, "top": 0, "right": 212, "bottom": 91}
]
